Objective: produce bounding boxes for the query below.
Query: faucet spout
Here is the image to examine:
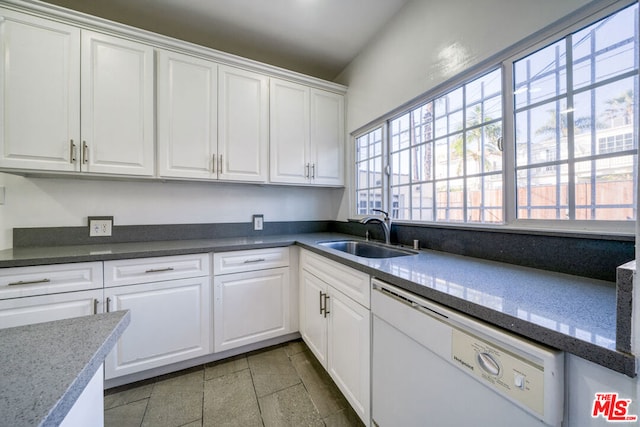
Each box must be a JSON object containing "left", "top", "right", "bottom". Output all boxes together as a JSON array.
[{"left": 360, "top": 209, "right": 392, "bottom": 245}]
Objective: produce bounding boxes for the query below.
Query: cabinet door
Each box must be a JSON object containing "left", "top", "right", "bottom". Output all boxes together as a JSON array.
[
  {"left": 310, "top": 89, "right": 344, "bottom": 186},
  {"left": 0, "top": 290, "right": 101, "bottom": 329},
  {"left": 157, "top": 50, "right": 217, "bottom": 179},
  {"left": 213, "top": 267, "right": 290, "bottom": 352},
  {"left": 104, "top": 277, "right": 211, "bottom": 379},
  {"left": 218, "top": 65, "right": 268, "bottom": 182},
  {"left": 327, "top": 286, "right": 370, "bottom": 425},
  {"left": 81, "top": 30, "right": 154, "bottom": 176},
  {"left": 269, "top": 78, "right": 310, "bottom": 184},
  {"left": 299, "top": 269, "right": 328, "bottom": 368},
  {"left": 0, "top": 9, "right": 80, "bottom": 172}
]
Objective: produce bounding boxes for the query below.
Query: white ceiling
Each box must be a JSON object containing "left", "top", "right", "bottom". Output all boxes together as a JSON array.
[{"left": 39, "top": 0, "right": 410, "bottom": 81}]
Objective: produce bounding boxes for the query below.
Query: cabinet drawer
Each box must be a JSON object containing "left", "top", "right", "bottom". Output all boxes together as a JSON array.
[
  {"left": 300, "top": 249, "right": 370, "bottom": 308},
  {"left": 214, "top": 247, "right": 289, "bottom": 275},
  {"left": 104, "top": 253, "right": 209, "bottom": 287},
  {"left": 0, "top": 289, "right": 102, "bottom": 329},
  {"left": 0, "top": 262, "right": 103, "bottom": 300}
]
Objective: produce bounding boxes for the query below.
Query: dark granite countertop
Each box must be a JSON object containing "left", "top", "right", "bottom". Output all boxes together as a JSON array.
[
  {"left": 0, "top": 311, "right": 130, "bottom": 427},
  {"left": 0, "top": 232, "right": 633, "bottom": 376}
]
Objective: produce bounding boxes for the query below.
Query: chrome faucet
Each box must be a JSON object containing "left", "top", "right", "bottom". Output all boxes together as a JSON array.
[{"left": 360, "top": 209, "right": 392, "bottom": 245}]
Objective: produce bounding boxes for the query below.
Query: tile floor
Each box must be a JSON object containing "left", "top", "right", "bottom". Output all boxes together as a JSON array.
[{"left": 104, "top": 340, "right": 364, "bottom": 427}]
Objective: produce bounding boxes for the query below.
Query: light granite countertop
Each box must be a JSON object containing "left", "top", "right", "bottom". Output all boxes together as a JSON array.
[
  {"left": 0, "top": 311, "right": 130, "bottom": 427},
  {"left": 0, "top": 232, "right": 634, "bottom": 376}
]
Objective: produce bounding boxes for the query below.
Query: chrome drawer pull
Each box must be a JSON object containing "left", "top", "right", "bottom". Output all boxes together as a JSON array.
[
  {"left": 243, "top": 258, "right": 266, "bottom": 264},
  {"left": 8, "top": 278, "right": 51, "bottom": 286},
  {"left": 145, "top": 267, "right": 175, "bottom": 273}
]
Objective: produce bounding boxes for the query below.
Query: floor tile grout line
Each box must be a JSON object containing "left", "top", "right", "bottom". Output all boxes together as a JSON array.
[{"left": 244, "top": 354, "right": 266, "bottom": 427}]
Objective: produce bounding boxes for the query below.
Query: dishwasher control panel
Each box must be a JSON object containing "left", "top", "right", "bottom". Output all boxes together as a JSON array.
[{"left": 452, "top": 328, "right": 546, "bottom": 418}]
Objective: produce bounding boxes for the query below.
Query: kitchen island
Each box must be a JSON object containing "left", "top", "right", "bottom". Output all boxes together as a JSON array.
[{"left": 0, "top": 311, "right": 130, "bottom": 427}]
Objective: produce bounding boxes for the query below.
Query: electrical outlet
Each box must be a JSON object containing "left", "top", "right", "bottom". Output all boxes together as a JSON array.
[
  {"left": 88, "top": 216, "right": 113, "bottom": 237},
  {"left": 253, "top": 214, "right": 264, "bottom": 231}
]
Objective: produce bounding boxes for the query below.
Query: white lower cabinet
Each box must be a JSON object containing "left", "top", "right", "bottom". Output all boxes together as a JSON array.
[
  {"left": 299, "top": 249, "right": 370, "bottom": 425},
  {"left": 104, "top": 277, "right": 211, "bottom": 379},
  {"left": 103, "top": 253, "right": 211, "bottom": 380},
  {"left": 213, "top": 248, "right": 292, "bottom": 352}
]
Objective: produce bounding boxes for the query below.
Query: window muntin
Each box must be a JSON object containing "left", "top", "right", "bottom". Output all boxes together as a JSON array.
[
  {"left": 513, "top": 3, "right": 638, "bottom": 222},
  {"left": 388, "top": 68, "right": 503, "bottom": 224}
]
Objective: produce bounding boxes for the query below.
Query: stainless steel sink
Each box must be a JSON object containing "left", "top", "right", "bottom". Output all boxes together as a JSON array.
[{"left": 318, "top": 240, "right": 417, "bottom": 258}]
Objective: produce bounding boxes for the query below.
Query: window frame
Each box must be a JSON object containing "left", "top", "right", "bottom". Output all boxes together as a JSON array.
[{"left": 351, "top": 0, "right": 638, "bottom": 236}]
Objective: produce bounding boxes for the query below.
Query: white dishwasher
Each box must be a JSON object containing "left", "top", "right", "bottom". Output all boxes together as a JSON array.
[{"left": 371, "top": 279, "right": 564, "bottom": 427}]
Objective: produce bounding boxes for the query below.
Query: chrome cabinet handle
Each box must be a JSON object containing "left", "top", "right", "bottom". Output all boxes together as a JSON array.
[
  {"left": 212, "top": 154, "right": 216, "bottom": 173},
  {"left": 145, "top": 267, "right": 175, "bottom": 273},
  {"left": 323, "top": 294, "right": 330, "bottom": 318},
  {"left": 311, "top": 163, "right": 316, "bottom": 179},
  {"left": 243, "top": 258, "right": 266, "bottom": 264},
  {"left": 305, "top": 163, "right": 310, "bottom": 178},
  {"left": 319, "top": 291, "right": 324, "bottom": 315},
  {"left": 8, "top": 278, "right": 50, "bottom": 286},
  {"left": 219, "top": 154, "right": 223, "bottom": 174},
  {"left": 106, "top": 297, "right": 111, "bottom": 312},
  {"left": 70, "top": 140, "right": 76, "bottom": 163},
  {"left": 93, "top": 299, "right": 98, "bottom": 315},
  {"left": 82, "top": 141, "right": 89, "bottom": 164}
]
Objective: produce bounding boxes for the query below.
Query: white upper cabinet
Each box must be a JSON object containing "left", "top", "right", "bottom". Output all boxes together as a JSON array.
[
  {"left": 0, "top": 5, "right": 346, "bottom": 184},
  {"left": 270, "top": 78, "right": 344, "bottom": 186},
  {"left": 310, "top": 89, "right": 344, "bottom": 186},
  {"left": 0, "top": 10, "right": 80, "bottom": 172},
  {"left": 81, "top": 30, "right": 155, "bottom": 176},
  {"left": 0, "top": 12, "right": 154, "bottom": 176},
  {"left": 218, "top": 65, "right": 269, "bottom": 182},
  {"left": 270, "top": 79, "right": 310, "bottom": 183},
  {"left": 157, "top": 50, "right": 218, "bottom": 179}
]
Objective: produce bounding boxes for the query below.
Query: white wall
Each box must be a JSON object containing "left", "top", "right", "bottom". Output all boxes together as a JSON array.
[{"left": 0, "top": 173, "right": 343, "bottom": 249}]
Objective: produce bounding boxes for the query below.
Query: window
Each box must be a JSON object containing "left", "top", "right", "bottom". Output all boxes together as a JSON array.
[
  {"left": 354, "top": 2, "right": 638, "bottom": 230},
  {"left": 355, "top": 128, "right": 384, "bottom": 215},
  {"left": 513, "top": 3, "right": 638, "bottom": 221},
  {"left": 389, "top": 69, "right": 503, "bottom": 223}
]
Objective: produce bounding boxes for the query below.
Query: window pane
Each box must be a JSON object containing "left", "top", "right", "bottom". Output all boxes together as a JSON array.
[
  {"left": 411, "top": 183, "right": 434, "bottom": 221},
  {"left": 355, "top": 128, "right": 384, "bottom": 217},
  {"left": 391, "top": 149, "right": 410, "bottom": 186},
  {"left": 391, "top": 185, "right": 409, "bottom": 220},
  {"left": 575, "top": 156, "right": 636, "bottom": 220},
  {"left": 436, "top": 179, "right": 464, "bottom": 222},
  {"left": 412, "top": 102, "right": 434, "bottom": 143},
  {"left": 514, "top": 40, "right": 567, "bottom": 109},
  {"left": 573, "top": 5, "right": 638, "bottom": 90},
  {"left": 517, "top": 165, "right": 569, "bottom": 220},
  {"left": 514, "top": 3, "right": 637, "bottom": 222},
  {"left": 515, "top": 99, "right": 569, "bottom": 167},
  {"left": 467, "top": 174, "right": 503, "bottom": 223}
]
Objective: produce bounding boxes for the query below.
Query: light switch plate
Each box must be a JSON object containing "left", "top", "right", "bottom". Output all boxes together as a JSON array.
[
  {"left": 253, "top": 214, "right": 264, "bottom": 231},
  {"left": 88, "top": 216, "right": 113, "bottom": 237}
]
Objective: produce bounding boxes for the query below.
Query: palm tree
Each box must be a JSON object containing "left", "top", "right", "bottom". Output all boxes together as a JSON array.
[
  {"left": 603, "top": 89, "right": 634, "bottom": 126},
  {"left": 451, "top": 104, "right": 502, "bottom": 175},
  {"left": 535, "top": 109, "right": 592, "bottom": 138}
]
